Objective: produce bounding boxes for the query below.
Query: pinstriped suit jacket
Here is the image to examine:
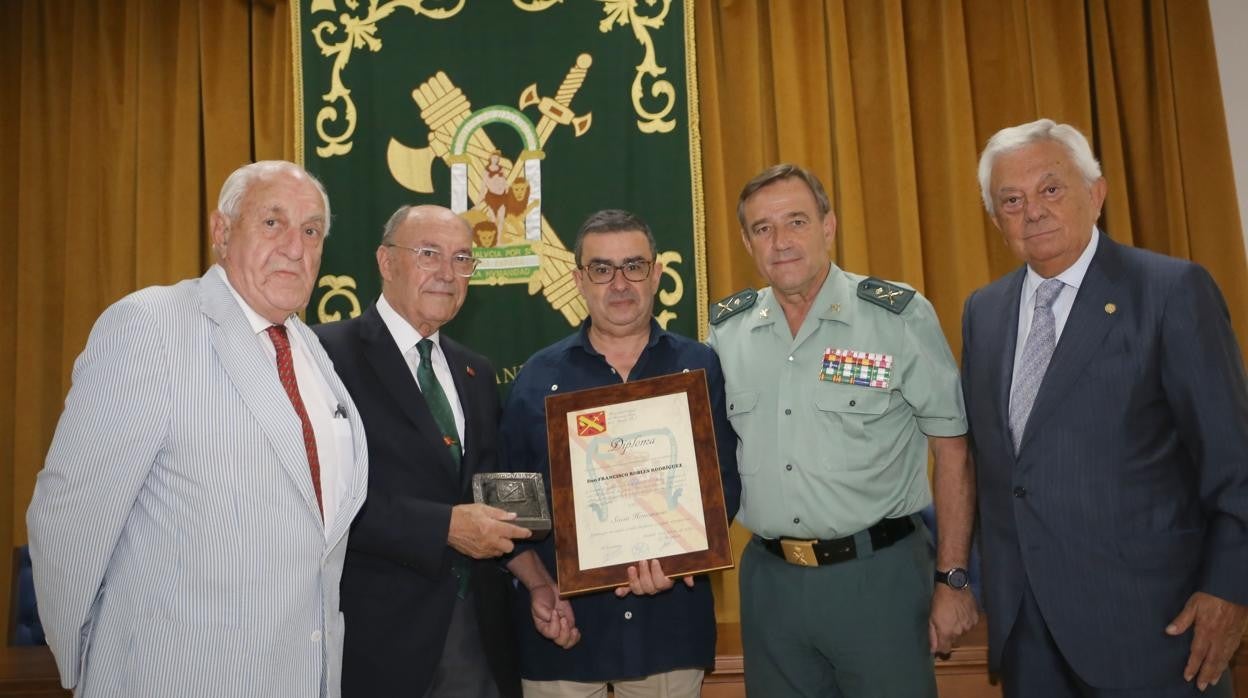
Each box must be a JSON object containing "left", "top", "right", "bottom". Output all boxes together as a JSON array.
[
  {"left": 26, "top": 267, "right": 369, "bottom": 698},
  {"left": 962, "top": 233, "right": 1248, "bottom": 688}
]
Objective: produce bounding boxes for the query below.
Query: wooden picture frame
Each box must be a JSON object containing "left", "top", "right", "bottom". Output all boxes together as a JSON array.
[{"left": 544, "top": 369, "right": 733, "bottom": 596}]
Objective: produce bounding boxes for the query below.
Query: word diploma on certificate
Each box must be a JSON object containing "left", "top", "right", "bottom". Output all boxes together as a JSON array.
[{"left": 545, "top": 370, "right": 733, "bottom": 595}]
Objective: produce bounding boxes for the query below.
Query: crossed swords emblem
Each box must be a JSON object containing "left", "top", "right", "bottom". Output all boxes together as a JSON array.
[
  {"left": 577, "top": 412, "right": 607, "bottom": 436},
  {"left": 387, "top": 55, "right": 595, "bottom": 325},
  {"left": 874, "top": 287, "right": 904, "bottom": 305}
]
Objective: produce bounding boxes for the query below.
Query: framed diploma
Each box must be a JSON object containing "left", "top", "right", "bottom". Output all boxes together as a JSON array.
[{"left": 545, "top": 369, "right": 733, "bottom": 596}]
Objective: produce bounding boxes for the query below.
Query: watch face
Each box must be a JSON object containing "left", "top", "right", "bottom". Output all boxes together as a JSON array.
[{"left": 946, "top": 568, "right": 970, "bottom": 590}]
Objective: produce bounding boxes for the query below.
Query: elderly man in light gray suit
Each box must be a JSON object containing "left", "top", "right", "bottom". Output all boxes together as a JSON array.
[{"left": 26, "top": 161, "right": 368, "bottom": 698}]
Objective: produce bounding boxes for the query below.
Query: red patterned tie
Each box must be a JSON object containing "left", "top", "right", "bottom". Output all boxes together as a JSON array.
[{"left": 266, "top": 325, "right": 323, "bottom": 516}]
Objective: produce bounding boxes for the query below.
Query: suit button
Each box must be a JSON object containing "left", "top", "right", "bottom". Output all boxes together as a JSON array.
[
  {"left": 785, "top": 408, "right": 792, "bottom": 415},
  {"left": 849, "top": 400, "right": 856, "bottom": 407},
  {"left": 310, "top": 630, "right": 322, "bottom": 642},
  {"left": 793, "top": 516, "right": 801, "bottom": 524},
  {"left": 786, "top": 464, "right": 793, "bottom": 471},
  {"left": 1013, "top": 486, "right": 1027, "bottom": 498},
  {"left": 624, "top": 611, "right": 633, "bottom": 620}
]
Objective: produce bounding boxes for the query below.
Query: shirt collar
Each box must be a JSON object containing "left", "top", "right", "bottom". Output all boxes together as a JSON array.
[
  {"left": 817, "top": 264, "right": 855, "bottom": 323},
  {"left": 1022, "top": 227, "right": 1100, "bottom": 300},
  {"left": 213, "top": 265, "right": 290, "bottom": 335},
  {"left": 573, "top": 317, "right": 667, "bottom": 358},
  {"left": 376, "top": 293, "right": 440, "bottom": 356},
  {"left": 748, "top": 262, "right": 851, "bottom": 330}
]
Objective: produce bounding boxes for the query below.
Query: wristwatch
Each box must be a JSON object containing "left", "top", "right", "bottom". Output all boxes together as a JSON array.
[{"left": 935, "top": 567, "right": 970, "bottom": 590}]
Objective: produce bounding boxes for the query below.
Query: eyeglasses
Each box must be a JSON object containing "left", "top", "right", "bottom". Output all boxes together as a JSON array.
[
  {"left": 385, "top": 244, "right": 480, "bottom": 278},
  {"left": 578, "top": 259, "right": 654, "bottom": 284}
]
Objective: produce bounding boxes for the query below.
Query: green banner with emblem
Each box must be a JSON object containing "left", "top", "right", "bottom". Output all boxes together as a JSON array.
[{"left": 292, "top": 0, "right": 706, "bottom": 388}]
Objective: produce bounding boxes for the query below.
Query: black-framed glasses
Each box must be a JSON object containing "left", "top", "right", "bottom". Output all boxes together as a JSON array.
[
  {"left": 578, "top": 259, "right": 654, "bottom": 284},
  {"left": 385, "top": 244, "right": 480, "bottom": 278}
]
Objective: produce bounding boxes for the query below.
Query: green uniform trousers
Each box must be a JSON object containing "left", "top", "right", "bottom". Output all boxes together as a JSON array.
[{"left": 739, "top": 521, "right": 936, "bottom": 697}]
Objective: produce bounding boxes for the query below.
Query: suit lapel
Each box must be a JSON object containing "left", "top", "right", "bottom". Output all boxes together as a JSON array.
[
  {"left": 1018, "top": 234, "right": 1123, "bottom": 452},
  {"left": 290, "top": 318, "right": 368, "bottom": 550},
  {"left": 994, "top": 269, "right": 1026, "bottom": 440},
  {"left": 359, "top": 306, "right": 460, "bottom": 480},
  {"left": 442, "top": 337, "right": 479, "bottom": 493},
  {"left": 199, "top": 268, "right": 324, "bottom": 523}
]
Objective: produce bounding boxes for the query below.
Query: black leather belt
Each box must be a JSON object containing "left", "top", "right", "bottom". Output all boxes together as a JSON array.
[{"left": 757, "top": 516, "right": 916, "bottom": 567}]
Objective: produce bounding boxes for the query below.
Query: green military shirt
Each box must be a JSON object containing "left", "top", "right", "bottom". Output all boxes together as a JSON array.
[{"left": 707, "top": 264, "right": 966, "bottom": 539}]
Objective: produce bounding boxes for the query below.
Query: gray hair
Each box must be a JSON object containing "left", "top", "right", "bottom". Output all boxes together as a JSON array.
[
  {"left": 216, "top": 161, "right": 332, "bottom": 236},
  {"left": 381, "top": 205, "right": 414, "bottom": 245},
  {"left": 573, "top": 209, "right": 657, "bottom": 266},
  {"left": 736, "top": 164, "right": 832, "bottom": 230},
  {"left": 977, "top": 119, "right": 1102, "bottom": 215},
  {"left": 379, "top": 204, "right": 471, "bottom": 246}
]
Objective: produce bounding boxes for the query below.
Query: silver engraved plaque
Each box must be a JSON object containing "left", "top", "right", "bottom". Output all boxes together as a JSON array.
[{"left": 472, "top": 472, "right": 552, "bottom": 539}]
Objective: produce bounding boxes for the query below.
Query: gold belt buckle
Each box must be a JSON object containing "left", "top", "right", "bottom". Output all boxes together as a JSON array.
[{"left": 780, "top": 538, "right": 819, "bottom": 567}]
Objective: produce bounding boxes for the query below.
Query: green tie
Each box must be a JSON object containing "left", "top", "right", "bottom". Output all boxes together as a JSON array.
[
  {"left": 416, "top": 338, "right": 469, "bottom": 599},
  {"left": 416, "top": 338, "right": 462, "bottom": 471}
]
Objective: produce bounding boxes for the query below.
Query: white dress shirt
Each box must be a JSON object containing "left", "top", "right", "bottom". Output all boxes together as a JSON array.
[
  {"left": 1009, "top": 229, "right": 1100, "bottom": 404},
  {"left": 375, "top": 293, "right": 467, "bottom": 451},
  {"left": 214, "top": 265, "right": 353, "bottom": 535}
]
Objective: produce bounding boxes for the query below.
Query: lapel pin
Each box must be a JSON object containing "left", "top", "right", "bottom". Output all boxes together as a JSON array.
[
  {"left": 759, "top": 307, "right": 769, "bottom": 319},
  {"left": 830, "top": 303, "right": 841, "bottom": 313},
  {"left": 1104, "top": 303, "right": 1117, "bottom": 315},
  {"left": 466, "top": 365, "right": 476, "bottom": 377}
]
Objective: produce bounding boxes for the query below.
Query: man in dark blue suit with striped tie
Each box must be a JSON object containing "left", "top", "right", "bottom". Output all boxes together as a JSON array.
[
  {"left": 962, "top": 119, "right": 1248, "bottom": 697},
  {"left": 314, "top": 205, "right": 536, "bottom": 698}
]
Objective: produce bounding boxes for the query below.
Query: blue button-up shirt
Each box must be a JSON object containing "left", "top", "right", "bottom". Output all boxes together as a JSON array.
[{"left": 500, "top": 319, "right": 741, "bottom": 682}]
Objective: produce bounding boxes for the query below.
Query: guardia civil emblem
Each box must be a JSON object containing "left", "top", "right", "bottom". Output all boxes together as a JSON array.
[
  {"left": 295, "top": 0, "right": 707, "bottom": 382},
  {"left": 387, "top": 55, "right": 596, "bottom": 324}
]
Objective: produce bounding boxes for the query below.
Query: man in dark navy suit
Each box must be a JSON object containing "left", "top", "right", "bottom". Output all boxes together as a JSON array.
[
  {"left": 316, "top": 205, "right": 537, "bottom": 698},
  {"left": 962, "top": 119, "right": 1248, "bottom": 697}
]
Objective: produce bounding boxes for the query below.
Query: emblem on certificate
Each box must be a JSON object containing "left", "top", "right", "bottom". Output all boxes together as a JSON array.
[
  {"left": 472, "top": 472, "right": 552, "bottom": 539},
  {"left": 544, "top": 370, "right": 734, "bottom": 596}
]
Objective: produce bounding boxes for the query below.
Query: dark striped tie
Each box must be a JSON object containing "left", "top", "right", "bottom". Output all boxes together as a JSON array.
[
  {"left": 416, "top": 338, "right": 462, "bottom": 473},
  {"left": 415, "top": 338, "right": 470, "bottom": 598},
  {"left": 267, "top": 325, "right": 323, "bottom": 516}
]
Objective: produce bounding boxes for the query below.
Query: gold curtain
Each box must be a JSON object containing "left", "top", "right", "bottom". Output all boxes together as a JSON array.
[
  {"left": 0, "top": 0, "right": 295, "bottom": 633},
  {"left": 2, "top": 0, "right": 1244, "bottom": 632},
  {"left": 697, "top": 0, "right": 1247, "bottom": 622}
]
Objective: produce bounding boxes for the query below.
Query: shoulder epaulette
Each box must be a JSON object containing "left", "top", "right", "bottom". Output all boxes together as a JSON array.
[
  {"left": 857, "top": 277, "right": 915, "bottom": 314},
  {"left": 709, "top": 288, "right": 757, "bottom": 325}
]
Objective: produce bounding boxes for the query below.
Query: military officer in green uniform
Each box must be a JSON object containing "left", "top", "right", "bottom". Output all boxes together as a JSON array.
[{"left": 707, "top": 164, "right": 978, "bottom": 697}]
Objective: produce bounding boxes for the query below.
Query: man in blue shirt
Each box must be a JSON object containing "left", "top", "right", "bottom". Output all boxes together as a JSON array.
[{"left": 501, "top": 209, "right": 741, "bottom": 697}]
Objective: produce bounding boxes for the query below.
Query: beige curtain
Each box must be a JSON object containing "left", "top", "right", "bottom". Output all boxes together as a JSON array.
[
  {"left": 697, "top": 0, "right": 1247, "bottom": 623},
  {"left": 0, "top": 0, "right": 295, "bottom": 633},
  {"left": 2, "top": 0, "right": 1243, "bottom": 632}
]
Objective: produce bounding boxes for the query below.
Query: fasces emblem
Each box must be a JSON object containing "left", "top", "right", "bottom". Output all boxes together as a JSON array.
[{"left": 302, "top": 1, "right": 692, "bottom": 329}]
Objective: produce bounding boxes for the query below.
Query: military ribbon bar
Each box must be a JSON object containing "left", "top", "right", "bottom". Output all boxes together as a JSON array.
[{"left": 819, "top": 348, "right": 893, "bottom": 389}]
